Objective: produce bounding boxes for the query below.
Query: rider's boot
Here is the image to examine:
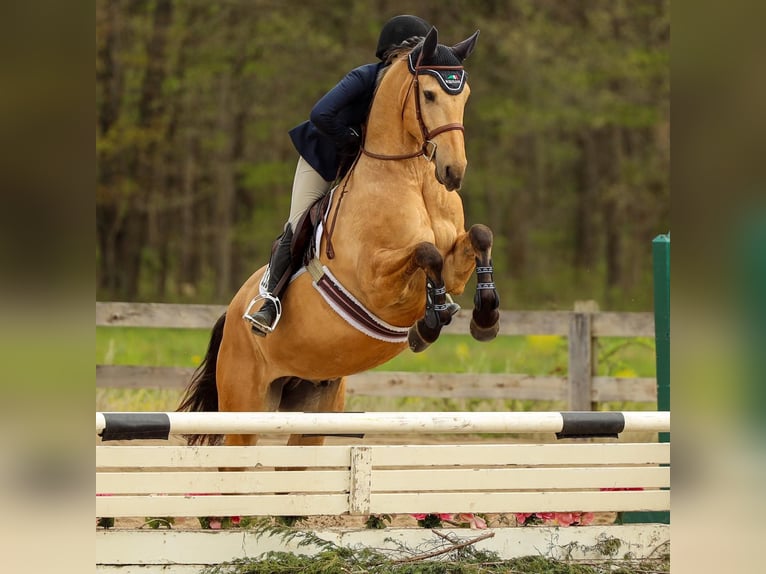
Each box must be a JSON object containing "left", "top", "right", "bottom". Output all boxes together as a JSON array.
[{"left": 247, "top": 227, "right": 294, "bottom": 336}]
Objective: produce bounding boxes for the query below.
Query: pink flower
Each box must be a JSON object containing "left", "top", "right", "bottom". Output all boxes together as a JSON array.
[
  {"left": 538, "top": 512, "right": 555, "bottom": 522},
  {"left": 555, "top": 512, "right": 575, "bottom": 526},
  {"left": 208, "top": 518, "right": 222, "bottom": 530},
  {"left": 437, "top": 513, "right": 454, "bottom": 520},
  {"left": 578, "top": 512, "right": 594, "bottom": 525},
  {"left": 515, "top": 512, "right": 532, "bottom": 523},
  {"left": 410, "top": 514, "right": 428, "bottom": 520},
  {"left": 456, "top": 513, "right": 487, "bottom": 529}
]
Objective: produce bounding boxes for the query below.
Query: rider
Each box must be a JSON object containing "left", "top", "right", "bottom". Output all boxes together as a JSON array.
[{"left": 247, "top": 15, "right": 432, "bottom": 336}]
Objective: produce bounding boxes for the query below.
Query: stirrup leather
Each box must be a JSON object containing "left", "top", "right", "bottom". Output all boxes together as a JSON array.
[{"left": 242, "top": 293, "right": 283, "bottom": 335}]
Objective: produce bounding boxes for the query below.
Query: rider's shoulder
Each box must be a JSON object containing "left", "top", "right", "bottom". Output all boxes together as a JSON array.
[{"left": 345, "top": 62, "right": 384, "bottom": 83}]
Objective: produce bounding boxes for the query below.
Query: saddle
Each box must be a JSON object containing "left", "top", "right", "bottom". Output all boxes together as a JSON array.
[{"left": 266, "top": 192, "right": 332, "bottom": 300}]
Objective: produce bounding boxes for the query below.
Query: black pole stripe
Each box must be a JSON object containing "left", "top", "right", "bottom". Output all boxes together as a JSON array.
[
  {"left": 557, "top": 412, "right": 625, "bottom": 439},
  {"left": 99, "top": 413, "right": 171, "bottom": 441}
]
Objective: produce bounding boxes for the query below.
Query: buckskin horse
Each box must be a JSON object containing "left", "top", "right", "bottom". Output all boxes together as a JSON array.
[{"left": 178, "top": 27, "right": 500, "bottom": 448}]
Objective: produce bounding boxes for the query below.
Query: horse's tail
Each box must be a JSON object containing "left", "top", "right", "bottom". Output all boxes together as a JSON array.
[{"left": 176, "top": 312, "right": 226, "bottom": 446}]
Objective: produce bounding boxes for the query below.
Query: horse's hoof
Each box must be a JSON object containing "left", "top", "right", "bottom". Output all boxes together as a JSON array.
[
  {"left": 446, "top": 302, "right": 461, "bottom": 316},
  {"left": 470, "top": 319, "right": 499, "bottom": 342},
  {"left": 408, "top": 325, "right": 432, "bottom": 353}
]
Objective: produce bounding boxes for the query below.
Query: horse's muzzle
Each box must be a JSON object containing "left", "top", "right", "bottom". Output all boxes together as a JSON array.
[{"left": 436, "top": 164, "right": 463, "bottom": 191}]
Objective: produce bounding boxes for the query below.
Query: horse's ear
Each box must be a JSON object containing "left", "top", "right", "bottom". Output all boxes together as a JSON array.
[
  {"left": 451, "top": 30, "right": 480, "bottom": 62},
  {"left": 422, "top": 26, "right": 438, "bottom": 61}
]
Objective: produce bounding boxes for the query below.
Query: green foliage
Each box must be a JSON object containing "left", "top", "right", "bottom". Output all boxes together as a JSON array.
[
  {"left": 200, "top": 537, "right": 668, "bottom": 574},
  {"left": 96, "top": 517, "right": 114, "bottom": 529},
  {"left": 365, "top": 514, "right": 392, "bottom": 529},
  {"left": 96, "top": 0, "right": 669, "bottom": 310},
  {"left": 144, "top": 517, "right": 175, "bottom": 529}
]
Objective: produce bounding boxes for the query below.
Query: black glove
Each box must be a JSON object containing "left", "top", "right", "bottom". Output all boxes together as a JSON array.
[{"left": 336, "top": 126, "right": 362, "bottom": 158}]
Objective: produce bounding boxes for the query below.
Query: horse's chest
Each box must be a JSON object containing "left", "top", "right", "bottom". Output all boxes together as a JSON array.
[{"left": 429, "top": 216, "right": 460, "bottom": 251}]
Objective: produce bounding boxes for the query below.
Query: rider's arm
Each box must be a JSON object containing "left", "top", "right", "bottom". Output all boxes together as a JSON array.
[{"left": 310, "top": 65, "right": 372, "bottom": 146}]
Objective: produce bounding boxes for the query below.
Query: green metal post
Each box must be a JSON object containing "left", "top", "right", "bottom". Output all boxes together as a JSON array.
[
  {"left": 622, "top": 234, "right": 670, "bottom": 525},
  {"left": 653, "top": 234, "right": 671, "bottom": 442}
]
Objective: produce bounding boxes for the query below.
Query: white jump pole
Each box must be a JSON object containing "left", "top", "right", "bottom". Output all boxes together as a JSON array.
[{"left": 96, "top": 411, "right": 670, "bottom": 440}]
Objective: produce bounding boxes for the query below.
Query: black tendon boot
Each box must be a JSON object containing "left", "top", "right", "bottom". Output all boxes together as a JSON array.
[{"left": 247, "top": 228, "right": 294, "bottom": 336}]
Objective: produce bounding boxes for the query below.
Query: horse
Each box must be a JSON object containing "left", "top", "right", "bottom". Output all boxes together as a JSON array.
[{"left": 178, "top": 27, "right": 500, "bottom": 449}]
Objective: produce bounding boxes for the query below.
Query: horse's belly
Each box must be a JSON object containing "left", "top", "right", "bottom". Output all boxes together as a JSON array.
[{"left": 252, "top": 273, "right": 409, "bottom": 380}]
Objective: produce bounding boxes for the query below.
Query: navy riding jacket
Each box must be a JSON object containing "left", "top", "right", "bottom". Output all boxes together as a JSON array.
[{"left": 289, "top": 62, "right": 383, "bottom": 182}]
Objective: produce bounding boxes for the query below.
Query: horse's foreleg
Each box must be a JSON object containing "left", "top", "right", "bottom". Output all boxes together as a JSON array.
[
  {"left": 468, "top": 224, "right": 500, "bottom": 341},
  {"left": 407, "top": 242, "right": 452, "bottom": 353}
]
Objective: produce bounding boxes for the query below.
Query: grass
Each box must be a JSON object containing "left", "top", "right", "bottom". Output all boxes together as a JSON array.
[
  {"left": 196, "top": 525, "right": 669, "bottom": 573},
  {"left": 96, "top": 327, "right": 656, "bottom": 413}
]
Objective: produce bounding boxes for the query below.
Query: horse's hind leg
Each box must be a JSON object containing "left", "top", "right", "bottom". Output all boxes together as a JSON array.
[
  {"left": 468, "top": 224, "right": 500, "bottom": 341},
  {"left": 216, "top": 325, "right": 284, "bottom": 455},
  {"left": 276, "top": 378, "right": 346, "bottom": 472},
  {"left": 280, "top": 377, "right": 346, "bottom": 449}
]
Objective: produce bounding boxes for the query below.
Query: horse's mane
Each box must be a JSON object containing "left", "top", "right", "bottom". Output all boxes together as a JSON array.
[{"left": 376, "top": 37, "right": 423, "bottom": 87}]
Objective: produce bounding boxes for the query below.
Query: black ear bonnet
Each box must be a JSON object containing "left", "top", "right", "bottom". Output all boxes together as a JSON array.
[{"left": 408, "top": 45, "right": 467, "bottom": 95}]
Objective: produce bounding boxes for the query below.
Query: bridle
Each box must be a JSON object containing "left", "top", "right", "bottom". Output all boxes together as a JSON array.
[
  {"left": 327, "top": 51, "right": 466, "bottom": 260},
  {"left": 361, "top": 51, "right": 465, "bottom": 162}
]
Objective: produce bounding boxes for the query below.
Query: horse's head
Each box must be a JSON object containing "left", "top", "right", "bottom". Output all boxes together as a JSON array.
[
  {"left": 405, "top": 27, "right": 479, "bottom": 191},
  {"left": 364, "top": 27, "right": 479, "bottom": 192}
]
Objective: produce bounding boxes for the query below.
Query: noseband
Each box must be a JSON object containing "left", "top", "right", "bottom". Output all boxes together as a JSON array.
[{"left": 362, "top": 52, "right": 465, "bottom": 162}]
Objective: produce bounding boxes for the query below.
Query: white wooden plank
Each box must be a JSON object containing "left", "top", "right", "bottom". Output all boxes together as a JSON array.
[
  {"left": 370, "top": 443, "right": 670, "bottom": 467},
  {"left": 371, "top": 466, "right": 669, "bottom": 492},
  {"left": 369, "top": 490, "right": 670, "bottom": 514},
  {"left": 97, "top": 493, "right": 349, "bottom": 517},
  {"left": 349, "top": 446, "right": 372, "bottom": 514},
  {"left": 98, "top": 443, "right": 670, "bottom": 470},
  {"left": 97, "top": 445, "right": 352, "bottom": 468},
  {"left": 97, "top": 470, "right": 349, "bottom": 494},
  {"left": 96, "top": 524, "right": 670, "bottom": 565}
]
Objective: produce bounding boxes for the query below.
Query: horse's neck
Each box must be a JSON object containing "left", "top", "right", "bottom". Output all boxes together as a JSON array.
[{"left": 365, "top": 71, "right": 419, "bottom": 158}]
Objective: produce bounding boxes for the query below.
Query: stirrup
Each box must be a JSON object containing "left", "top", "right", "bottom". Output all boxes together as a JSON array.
[{"left": 242, "top": 293, "right": 283, "bottom": 335}]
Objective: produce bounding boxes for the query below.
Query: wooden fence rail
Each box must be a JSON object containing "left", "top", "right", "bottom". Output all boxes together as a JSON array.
[{"left": 96, "top": 301, "right": 656, "bottom": 409}]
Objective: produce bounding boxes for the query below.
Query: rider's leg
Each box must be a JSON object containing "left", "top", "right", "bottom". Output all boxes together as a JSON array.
[
  {"left": 248, "top": 156, "right": 330, "bottom": 336},
  {"left": 286, "top": 156, "right": 332, "bottom": 231},
  {"left": 247, "top": 227, "right": 294, "bottom": 335}
]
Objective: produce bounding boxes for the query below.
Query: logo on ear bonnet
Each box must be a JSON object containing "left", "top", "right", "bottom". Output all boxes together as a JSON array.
[{"left": 408, "top": 52, "right": 467, "bottom": 94}]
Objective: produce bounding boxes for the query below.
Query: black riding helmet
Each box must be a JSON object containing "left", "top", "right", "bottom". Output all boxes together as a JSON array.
[{"left": 375, "top": 15, "right": 431, "bottom": 60}]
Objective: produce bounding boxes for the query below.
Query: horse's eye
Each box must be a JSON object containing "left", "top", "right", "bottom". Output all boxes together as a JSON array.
[{"left": 424, "top": 90, "right": 435, "bottom": 102}]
